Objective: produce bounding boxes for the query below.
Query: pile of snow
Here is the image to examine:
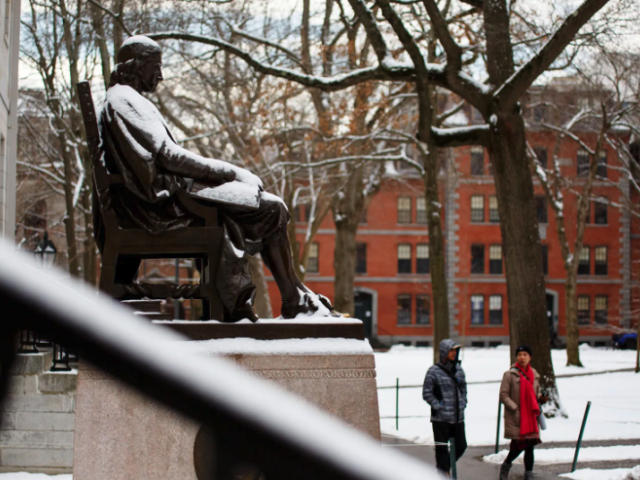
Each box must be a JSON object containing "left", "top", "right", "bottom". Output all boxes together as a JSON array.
[
  {"left": 561, "top": 466, "right": 640, "bottom": 480},
  {"left": 177, "top": 337, "right": 373, "bottom": 356},
  {"left": 0, "top": 474, "right": 71, "bottom": 480},
  {"left": 376, "top": 346, "right": 640, "bottom": 446},
  {"left": 484, "top": 446, "right": 640, "bottom": 465}
]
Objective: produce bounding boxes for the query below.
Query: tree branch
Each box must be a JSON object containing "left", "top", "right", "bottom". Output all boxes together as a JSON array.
[
  {"left": 458, "top": 0, "right": 482, "bottom": 8},
  {"left": 346, "top": 0, "right": 390, "bottom": 62},
  {"left": 421, "top": 0, "right": 462, "bottom": 71},
  {"left": 85, "top": 0, "right": 132, "bottom": 36},
  {"left": 147, "top": 31, "right": 416, "bottom": 92},
  {"left": 494, "top": 0, "right": 610, "bottom": 109},
  {"left": 431, "top": 124, "right": 490, "bottom": 147}
]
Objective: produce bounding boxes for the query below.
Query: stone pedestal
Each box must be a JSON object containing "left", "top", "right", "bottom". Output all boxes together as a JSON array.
[{"left": 73, "top": 321, "right": 380, "bottom": 480}]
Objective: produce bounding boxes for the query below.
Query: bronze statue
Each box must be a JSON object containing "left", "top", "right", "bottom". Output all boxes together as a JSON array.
[{"left": 97, "top": 35, "right": 334, "bottom": 321}]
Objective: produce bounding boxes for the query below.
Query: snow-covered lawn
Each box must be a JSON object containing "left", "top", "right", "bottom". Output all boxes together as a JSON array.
[
  {"left": 484, "top": 445, "right": 640, "bottom": 465},
  {"left": 376, "top": 344, "right": 640, "bottom": 446},
  {"left": 561, "top": 466, "right": 640, "bottom": 480}
]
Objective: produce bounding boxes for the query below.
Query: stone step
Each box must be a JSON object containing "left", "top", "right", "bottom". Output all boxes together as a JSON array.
[
  {"left": 121, "top": 299, "right": 164, "bottom": 313},
  {"left": 10, "top": 353, "right": 53, "bottom": 375}
]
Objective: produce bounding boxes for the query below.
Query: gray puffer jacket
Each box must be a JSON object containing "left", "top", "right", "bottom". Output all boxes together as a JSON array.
[{"left": 422, "top": 339, "right": 468, "bottom": 424}]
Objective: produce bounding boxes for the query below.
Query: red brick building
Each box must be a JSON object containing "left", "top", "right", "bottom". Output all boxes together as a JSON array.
[{"left": 266, "top": 82, "right": 637, "bottom": 347}]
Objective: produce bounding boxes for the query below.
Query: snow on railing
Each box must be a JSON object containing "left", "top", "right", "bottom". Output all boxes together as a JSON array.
[{"left": 0, "top": 240, "right": 440, "bottom": 480}]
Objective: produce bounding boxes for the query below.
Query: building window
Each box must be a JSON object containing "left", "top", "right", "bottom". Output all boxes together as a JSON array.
[
  {"left": 398, "top": 244, "right": 412, "bottom": 274},
  {"left": 397, "top": 294, "right": 412, "bottom": 324},
  {"left": 470, "top": 147, "right": 484, "bottom": 175},
  {"left": 416, "top": 197, "right": 427, "bottom": 224},
  {"left": 489, "top": 196, "right": 499, "bottom": 223},
  {"left": 489, "top": 245, "right": 503, "bottom": 274},
  {"left": 541, "top": 245, "right": 548, "bottom": 275},
  {"left": 398, "top": 197, "right": 412, "bottom": 224},
  {"left": 533, "top": 105, "right": 545, "bottom": 123},
  {"left": 577, "top": 149, "right": 590, "bottom": 177},
  {"left": 471, "top": 295, "right": 484, "bottom": 325},
  {"left": 416, "top": 244, "right": 430, "bottom": 274},
  {"left": 594, "top": 246, "right": 607, "bottom": 275},
  {"left": 416, "top": 294, "right": 430, "bottom": 325},
  {"left": 489, "top": 295, "right": 503, "bottom": 325},
  {"left": 578, "top": 247, "right": 590, "bottom": 275},
  {"left": 577, "top": 295, "right": 590, "bottom": 325},
  {"left": 597, "top": 150, "right": 607, "bottom": 178},
  {"left": 471, "top": 244, "right": 485, "bottom": 274},
  {"left": 594, "top": 295, "right": 608, "bottom": 324},
  {"left": 307, "top": 242, "right": 319, "bottom": 273},
  {"left": 536, "top": 196, "right": 548, "bottom": 224},
  {"left": 594, "top": 201, "right": 607, "bottom": 225},
  {"left": 470, "top": 195, "right": 484, "bottom": 223},
  {"left": 534, "top": 146, "right": 548, "bottom": 169},
  {"left": 4, "top": 0, "right": 11, "bottom": 43},
  {"left": 355, "top": 243, "right": 367, "bottom": 274}
]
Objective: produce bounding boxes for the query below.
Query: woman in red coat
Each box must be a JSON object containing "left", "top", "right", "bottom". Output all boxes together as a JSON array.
[{"left": 498, "top": 345, "right": 544, "bottom": 480}]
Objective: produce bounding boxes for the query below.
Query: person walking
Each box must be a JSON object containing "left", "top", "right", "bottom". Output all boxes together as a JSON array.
[
  {"left": 423, "top": 339, "right": 468, "bottom": 475},
  {"left": 498, "top": 345, "right": 544, "bottom": 480}
]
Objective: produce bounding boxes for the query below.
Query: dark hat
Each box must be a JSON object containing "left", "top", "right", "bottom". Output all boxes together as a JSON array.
[{"left": 516, "top": 344, "right": 533, "bottom": 356}]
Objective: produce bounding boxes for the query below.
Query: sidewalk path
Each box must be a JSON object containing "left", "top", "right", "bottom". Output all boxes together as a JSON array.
[{"left": 381, "top": 435, "right": 640, "bottom": 480}]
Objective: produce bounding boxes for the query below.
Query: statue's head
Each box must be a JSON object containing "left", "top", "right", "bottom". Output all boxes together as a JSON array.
[{"left": 109, "top": 35, "right": 163, "bottom": 93}]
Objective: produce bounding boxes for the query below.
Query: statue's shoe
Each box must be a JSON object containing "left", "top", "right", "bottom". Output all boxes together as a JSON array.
[
  {"left": 226, "top": 305, "right": 259, "bottom": 323},
  {"left": 281, "top": 289, "right": 341, "bottom": 319}
]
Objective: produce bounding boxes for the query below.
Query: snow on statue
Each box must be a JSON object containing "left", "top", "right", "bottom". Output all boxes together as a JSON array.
[{"left": 96, "top": 35, "right": 335, "bottom": 321}]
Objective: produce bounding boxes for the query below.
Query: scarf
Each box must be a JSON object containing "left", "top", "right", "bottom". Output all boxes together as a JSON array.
[{"left": 516, "top": 363, "right": 540, "bottom": 438}]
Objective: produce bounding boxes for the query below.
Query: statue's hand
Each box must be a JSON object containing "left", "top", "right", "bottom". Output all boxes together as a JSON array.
[{"left": 208, "top": 167, "right": 236, "bottom": 184}]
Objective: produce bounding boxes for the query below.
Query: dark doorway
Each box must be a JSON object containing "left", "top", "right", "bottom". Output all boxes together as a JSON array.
[{"left": 354, "top": 291, "right": 374, "bottom": 338}]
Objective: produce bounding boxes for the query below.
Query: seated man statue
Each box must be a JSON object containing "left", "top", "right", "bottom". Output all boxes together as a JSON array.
[{"left": 97, "top": 35, "right": 334, "bottom": 321}]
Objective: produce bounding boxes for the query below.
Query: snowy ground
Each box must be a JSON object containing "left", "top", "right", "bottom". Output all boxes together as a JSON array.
[
  {"left": 484, "top": 445, "right": 640, "bottom": 465},
  {"left": 376, "top": 344, "right": 640, "bottom": 446},
  {"left": 561, "top": 466, "right": 640, "bottom": 480}
]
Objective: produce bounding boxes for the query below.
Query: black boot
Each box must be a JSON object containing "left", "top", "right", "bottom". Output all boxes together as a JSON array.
[{"left": 499, "top": 462, "right": 512, "bottom": 480}]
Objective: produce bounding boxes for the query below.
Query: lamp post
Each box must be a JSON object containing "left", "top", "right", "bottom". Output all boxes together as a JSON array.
[
  {"left": 33, "top": 231, "right": 57, "bottom": 268},
  {"left": 32, "top": 232, "right": 58, "bottom": 348}
]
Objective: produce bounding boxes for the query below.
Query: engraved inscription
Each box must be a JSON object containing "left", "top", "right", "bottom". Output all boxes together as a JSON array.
[{"left": 254, "top": 369, "right": 376, "bottom": 380}]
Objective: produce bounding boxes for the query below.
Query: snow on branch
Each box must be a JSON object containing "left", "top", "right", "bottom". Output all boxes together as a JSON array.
[
  {"left": 432, "top": 124, "right": 490, "bottom": 147},
  {"left": 275, "top": 148, "right": 425, "bottom": 176},
  {"left": 147, "top": 32, "right": 416, "bottom": 92}
]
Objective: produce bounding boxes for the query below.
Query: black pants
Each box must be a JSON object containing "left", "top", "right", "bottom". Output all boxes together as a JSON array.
[
  {"left": 432, "top": 421, "right": 467, "bottom": 473},
  {"left": 505, "top": 441, "right": 535, "bottom": 471}
]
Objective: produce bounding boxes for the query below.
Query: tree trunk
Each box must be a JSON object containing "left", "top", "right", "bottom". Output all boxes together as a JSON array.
[
  {"left": 82, "top": 191, "right": 97, "bottom": 286},
  {"left": 422, "top": 147, "right": 449, "bottom": 362},
  {"left": 89, "top": 4, "right": 111, "bottom": 89},
  {"left": 488, "top": 111, "right": 560, "bottom": 413},
  {"left": 333, "top": 218, "right": 358, "bottom": 316},
  {"left": 565, "top": 272, "right": 582, "bottom": 366},
  {"left": 247, "top": 254, "right": 273, "bottom": 318}
]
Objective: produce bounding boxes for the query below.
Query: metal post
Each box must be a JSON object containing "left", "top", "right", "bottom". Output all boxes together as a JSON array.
[
  {"left": 395, "top": 378, "right": 399, "bottom": 430},
  {"left": 495, "top": 401, "right": 502, "bottom": 454},
  {"left": 174, "top": 258, "right": 181, "bottom": 319},
  {"left": 571, "top": 401, "right": 592, "bottom": 472},
  {"left": 449, "top": 437, "right": 457, "bottom": 480}
]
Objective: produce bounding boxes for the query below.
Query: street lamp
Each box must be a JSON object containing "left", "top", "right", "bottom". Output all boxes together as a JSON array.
[{"left": 33, "top": 231, "right": 57, "bottom": 268}]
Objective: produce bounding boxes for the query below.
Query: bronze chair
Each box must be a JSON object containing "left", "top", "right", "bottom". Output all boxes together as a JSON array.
[{"left": 76, "top": 81, "right": 224, "bottom": 320}]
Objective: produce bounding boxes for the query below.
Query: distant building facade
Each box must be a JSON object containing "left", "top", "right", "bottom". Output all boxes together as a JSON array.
[
  {"left": 0, "top": 0, "right": 20, "bottom": 238},
  {"left": 267, "top": 79, "right": 638, "bottom": 347}
]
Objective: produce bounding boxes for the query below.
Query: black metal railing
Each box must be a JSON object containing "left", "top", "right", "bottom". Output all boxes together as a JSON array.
[{"left": 0, "top": 241, "right": 440, "bottom": 480}]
